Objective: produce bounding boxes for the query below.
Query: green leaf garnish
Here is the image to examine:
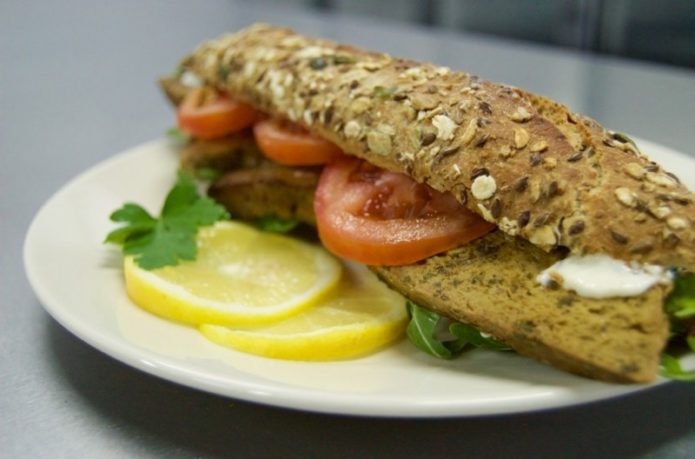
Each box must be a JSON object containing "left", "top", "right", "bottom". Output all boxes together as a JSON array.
[
  {"left": 661, "top": 271, "right": 695, "bottom": 381},
  {"left": 105, "top": 171, "right": 229, "bottom": 269},
  {"left": 405, "top": 301, "right": 509, "bottom": 359},
  {"left": 661, "top": 353, "right": 695, "bottom": 381},
  {"left": 666, "top": 272, "right": 695, "bottom": 319},
  {"left": 448, "top": 322, "right": 510, "bottom": 351},
  {"left": 193, "top": 167, "right": 223, "bottom": 182},
  {"left": 254, "top": 216, "right": 300, "bottom": 234},
  {"left": 104, "top": 204, "right": 157, "bottom": 245},
  {"left": 166, "top": 127, "right": 190, "bottom": 144},
  {"left": 406, "top": 301, "right": 455, "bottom": 358}
]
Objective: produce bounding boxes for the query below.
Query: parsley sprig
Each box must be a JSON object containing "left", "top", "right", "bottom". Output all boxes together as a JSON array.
[{"left": 105, "top": 171, "right": 229, "bottom": 270}]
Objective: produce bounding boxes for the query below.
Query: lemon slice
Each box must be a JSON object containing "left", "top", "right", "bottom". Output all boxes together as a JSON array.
[
  {"left": 124, "top": 221, "right": 342, "bottom": 326},
  {"left": 199, "top": 262, "right": 408, "bottom": 360}
]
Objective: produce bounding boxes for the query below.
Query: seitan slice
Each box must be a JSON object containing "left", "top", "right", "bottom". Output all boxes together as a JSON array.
[
  {"left": 209, "top": 167, "right": 319, "bottom": 224},
  {"left": 373, "top": 232, "right": 670, "bottom": 383}
]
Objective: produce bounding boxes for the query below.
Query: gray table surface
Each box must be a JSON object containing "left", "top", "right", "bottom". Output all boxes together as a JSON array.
[{"left": 3, "top": 1, "right": 695, "bottom": 458}]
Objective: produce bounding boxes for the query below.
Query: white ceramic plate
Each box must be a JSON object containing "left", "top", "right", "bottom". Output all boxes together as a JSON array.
[{"left": 24, "top": 138, "right": 695, "bottom": 417}]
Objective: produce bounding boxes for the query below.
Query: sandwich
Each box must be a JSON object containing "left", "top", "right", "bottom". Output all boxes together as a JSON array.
[{"left": 158, "top": 23, "right": 695, "bottom": 383}]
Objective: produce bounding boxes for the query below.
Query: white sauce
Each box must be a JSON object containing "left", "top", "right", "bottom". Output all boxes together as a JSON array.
[{"left": 536, "top": 254, "right": 671, "bottom": 299}]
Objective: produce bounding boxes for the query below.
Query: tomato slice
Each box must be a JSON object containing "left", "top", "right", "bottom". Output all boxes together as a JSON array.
[
  {"left": 314, "top": 158, "right": 495, "bottom": 266},
  {"left": 177, "top": 87, "right": 258, "bottom": 139},
  {"left": 253, "top": 119, "right": 343, "bottom": 166}
]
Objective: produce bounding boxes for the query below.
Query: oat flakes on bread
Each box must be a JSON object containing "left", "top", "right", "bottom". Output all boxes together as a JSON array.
[
  {"left": 163, "top": 24, "right": 695, "bottom": 382},
  {"left": 181, "top": 23, "right": 694, "bottom": 271}
]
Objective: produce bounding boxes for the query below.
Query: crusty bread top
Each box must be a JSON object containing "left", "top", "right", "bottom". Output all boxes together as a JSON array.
[{"left": 182, "top": 23, "right": 695, "bottom": 270}]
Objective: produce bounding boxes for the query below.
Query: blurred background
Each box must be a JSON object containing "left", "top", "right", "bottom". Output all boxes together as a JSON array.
[{"left": 258, "top": 0, "right": 695, "bottom": 69}]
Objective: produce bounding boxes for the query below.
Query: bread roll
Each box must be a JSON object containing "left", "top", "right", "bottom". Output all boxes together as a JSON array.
[{"left": 181, "top": 23, "right": 694, "bottom": 270}]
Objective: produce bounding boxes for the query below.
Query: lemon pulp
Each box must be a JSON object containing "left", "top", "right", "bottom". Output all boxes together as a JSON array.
[
  {"left": 200, "top": 262, "right": 408, "bottom": 360},
  {"left": 124, "top": 221, "right": 342, "bottom": 326}
]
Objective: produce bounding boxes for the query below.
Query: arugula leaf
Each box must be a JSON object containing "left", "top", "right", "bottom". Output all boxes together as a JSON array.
[
  {"left": 661, "top": 271, "right": 695, "bottom": 382},
  {"left": 405, "top": 301, "right": 510, "bottom": 359},
  {"left": 666, "top": 272, "right": 695, "bottom": 319},
  {"left": 194, "top": 167, "right": 223, "bottom": 182},
  {"left": 448, "top": 323, "right": 510, "bottom": 351},
  {"left": 254, "top": 216, "right": 300, "bottom": 234},
  {"left": 406, "top": 301, "right": 455, "bottom": 358},
  {"left": 105, "top": 170, "right": 228, "bottom": 269},
  {"left": 166, "top": 127, "right": 190, "bottom": 144},
  {"left": 661, "top": 353, "right": 695, "bottom": 381}
]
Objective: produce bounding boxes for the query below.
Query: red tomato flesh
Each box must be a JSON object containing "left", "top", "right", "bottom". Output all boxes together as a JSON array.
[
  {"left": 177, "top": 88, "right": 258, "bottom": 139},
  {"left": 253, "top": 119, "right": 342, "bottom": 166},
  {"left": 314, "top": 158, "right": 495, "bottom": 266}
]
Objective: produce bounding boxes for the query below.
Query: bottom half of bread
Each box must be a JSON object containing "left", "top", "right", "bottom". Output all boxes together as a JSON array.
[{"left": 373, "top": 232, "right": 670, "bottom": 383}]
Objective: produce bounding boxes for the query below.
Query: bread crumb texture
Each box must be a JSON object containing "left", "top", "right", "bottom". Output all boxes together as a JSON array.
[{"left": 184, "top": 23, "right": 694, "bottom": 270}]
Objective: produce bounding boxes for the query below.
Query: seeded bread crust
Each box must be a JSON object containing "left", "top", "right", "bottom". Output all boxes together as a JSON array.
[{"left": 182, "top": 23, "right": 694, "bottom": 270}]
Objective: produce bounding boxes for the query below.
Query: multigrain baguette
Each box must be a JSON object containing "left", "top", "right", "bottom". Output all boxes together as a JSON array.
[
  {"left": 163, "top": 24, "right": 695, "bottom": 382},
  {"left": 182, "top": 23, "right": 695, "bottom": 270}
]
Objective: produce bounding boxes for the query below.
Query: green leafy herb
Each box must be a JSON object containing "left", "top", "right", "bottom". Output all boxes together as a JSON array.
[
  {"left": 406, "top": 300, "right": 509, "bottom": 359},
  {"left": 166, "top": 127, "right": 190, "bottom": 144},
  {"left": 661, "top": 272, "right": 695, "bottom": 381},
  {"left": 666, "top": 272, "right": 695, "bottom": 319},
  {"left": 661, "top": 352, "right": 695, "bottom": 381},
  {"left": 194, "top": 167, "right": 223, "bottom": 182},
  {"left": 254, "top": 216, "right": 300, "bottom": 234},
  {"left": 105, "top": 171, "right": 229, "bottom": 269},
  {"left": 406, "top": 301, "right": 456, "bottom": 358},
  {"left": 448, "top": 323, "right": 510, "bottom": 351}
]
